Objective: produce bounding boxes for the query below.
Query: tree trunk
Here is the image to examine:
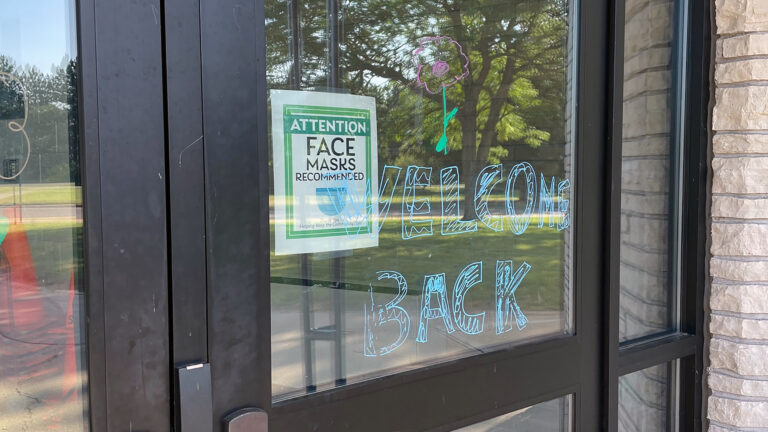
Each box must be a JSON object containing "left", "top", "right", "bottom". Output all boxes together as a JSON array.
[{"left": 460, "top": 113, "right": 478, "bottom": 221}]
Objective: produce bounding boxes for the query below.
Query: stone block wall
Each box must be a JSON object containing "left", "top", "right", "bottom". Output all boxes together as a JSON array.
[
  {"left": 618, "top": 364, "right": 670, "bottom": 431},
  {"left": 618, "top": 0, "right": 676, "bottom": 427},
  {"left": 709, "top": 0, "right": 768, "bottom": 429},
  {"left": 619, "top": 0, "right": 675, "bottom": 344}
]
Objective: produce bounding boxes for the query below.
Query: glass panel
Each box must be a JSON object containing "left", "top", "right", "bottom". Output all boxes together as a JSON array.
[
  {"left": 619, "top": 0, "right": 685, "bottom": 342},
  {"left": 0, "top": 1, "right": 87, "bottom": 431},
  {"left": 268, "top": 0, "right": 577, "bottom": 399},
  {"left": 454, "top": 395, "right": 571, "bottom": 432},
  {"left": 618, "top": 362, "right": 676, "bottom": 432}
]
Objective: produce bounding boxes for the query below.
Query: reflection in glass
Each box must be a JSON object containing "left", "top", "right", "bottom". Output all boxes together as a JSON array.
[
  {"left": 269, "top": 0, "right": 577, "bottom": 399},
  {"left": 618, "top": 363, "right": 675, "bottom": 432},
  {"left": 619, "top": 0, "right": 685, "bottom": 342},
  {"left": 0, "top": 1, "right": 87, "bottom": 431},
  {"left": 454, "top": 396, "right": 571, "bottom": 432}
]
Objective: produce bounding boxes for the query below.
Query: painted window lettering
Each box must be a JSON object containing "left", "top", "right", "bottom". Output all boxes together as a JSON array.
[
  {"left": 353, "top": 162, "right": 569, "bottom": 355},
  {"left": 331, "top": 162, "right": 571, "bottom": 239},
  {"left": 364, "top": 260, "right": 533, "bottom": 356}
]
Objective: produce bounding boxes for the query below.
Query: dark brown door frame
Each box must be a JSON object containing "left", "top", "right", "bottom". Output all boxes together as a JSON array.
[
  {"left": 76, "top": 0, "right": 710, "bottom": 430},
  {"left": 78, "top": 0, "right": 171, "bottom": 430}
]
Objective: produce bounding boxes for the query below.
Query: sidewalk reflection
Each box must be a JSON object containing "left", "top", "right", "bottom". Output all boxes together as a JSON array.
[{"left": 0, "top": 205, "right": 86, "bottom": 431}]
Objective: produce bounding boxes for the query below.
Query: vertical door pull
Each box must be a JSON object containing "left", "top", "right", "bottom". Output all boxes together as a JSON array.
[{"left": 224, "top": 407, "right": 268, "bottom": 432}]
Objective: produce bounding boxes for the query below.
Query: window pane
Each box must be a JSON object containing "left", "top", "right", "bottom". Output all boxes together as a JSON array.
[
  {"left": 0, "top": 2, "right": 88, "bottom": 431},
  {"left": 454, "top": 396, "right": 571, "bottom": 432},
  {"left": 268, "top": 0, "right": 577, "bottom": 398},
  {"left": 618, "top": 362, "right": 676, "bottom": 432},
  {"left": 619, "top": 0, "right": 684, "bottom": 342}
]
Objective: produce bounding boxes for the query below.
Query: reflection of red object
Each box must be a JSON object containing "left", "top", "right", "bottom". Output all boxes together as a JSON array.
[
  {"left": 62, "top": 270, "right": 77, "bottom": 400},
  {"left": 0, "top": 206, "right": 43, "bottom": 333},
  {"left": 0, "top": 206, "right": 81, "bottom": 429}
]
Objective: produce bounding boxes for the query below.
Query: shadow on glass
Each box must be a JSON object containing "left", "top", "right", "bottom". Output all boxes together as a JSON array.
[{"left": 454, "top": 396, "right": 572, "bottom": 432}]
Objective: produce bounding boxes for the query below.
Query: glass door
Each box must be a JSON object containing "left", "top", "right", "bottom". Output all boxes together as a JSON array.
[
  {"left": 0, "top": 2, "right": 89, "bottom": 430},
  {"left": 165, "top": 0, "right": 610, "bottom": 429},
  {"left": 269, "top": 0, "right": 577, "bottom": 398}
]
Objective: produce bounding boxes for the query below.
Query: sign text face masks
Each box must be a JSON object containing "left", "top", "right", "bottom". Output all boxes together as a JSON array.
[{"left": 271, "top": 90, "right": 379, "bottom": 255}]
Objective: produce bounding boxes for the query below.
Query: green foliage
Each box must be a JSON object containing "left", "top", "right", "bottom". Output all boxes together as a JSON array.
[
  {"left": 265, "top": 0, "right": 571, "bottom": 172},
  {"left": 0, "top": 55, "right": 79, "bottom": 184}
]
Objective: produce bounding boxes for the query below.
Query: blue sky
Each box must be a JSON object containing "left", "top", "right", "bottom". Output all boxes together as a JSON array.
[{"left": 1, "top": 1, "right": 76, "bottom": 73}]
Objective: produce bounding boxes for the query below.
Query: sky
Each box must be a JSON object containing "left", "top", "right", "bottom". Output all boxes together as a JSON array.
[{"left": 1, "top": 1, "right": 76, "bottom": 73}]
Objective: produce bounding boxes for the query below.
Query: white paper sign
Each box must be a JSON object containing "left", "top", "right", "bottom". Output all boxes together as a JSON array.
[{"left": 271, "top": 90, "right": 379, "bottom": 255}]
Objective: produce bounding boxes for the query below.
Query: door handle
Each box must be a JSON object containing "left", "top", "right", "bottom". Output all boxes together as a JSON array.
[{"left": 224, "top": 407, "right": 268, "bottom": 432}]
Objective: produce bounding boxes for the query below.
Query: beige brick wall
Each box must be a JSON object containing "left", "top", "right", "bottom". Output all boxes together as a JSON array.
[
  {"left": 709, "top": 0, "right": 768, "bottom": 429},
  {"left": 620, "top": 0, "right": 674, "bottom": 345},
  {"left": 618, "top": 0, "right": 675, "bottom": 428}
]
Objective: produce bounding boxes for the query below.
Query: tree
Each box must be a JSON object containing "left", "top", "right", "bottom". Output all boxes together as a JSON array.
[
  {"left": 342, "top": 0, "right": 570, "bottom": 218},
  {"left": 266, "top": 0, "right": 571, "bottom": 218},
  {"left": 0, "top": 55, "right": 79, "bottom": 183}
]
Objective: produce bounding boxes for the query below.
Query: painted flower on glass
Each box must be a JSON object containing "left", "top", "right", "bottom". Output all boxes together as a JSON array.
[
  {"left": 413, "top": 36, "right": 468, "bottom": 154},
  {"left": 413, "top": 36, "right": 470, "bottom": 95}
]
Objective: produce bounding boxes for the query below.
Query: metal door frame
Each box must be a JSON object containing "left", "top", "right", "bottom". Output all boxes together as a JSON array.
[{"left": 74, "top": 0, "right": 711, "bottom": 430}]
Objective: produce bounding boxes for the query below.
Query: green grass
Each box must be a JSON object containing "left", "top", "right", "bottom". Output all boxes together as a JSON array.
[
  {"left": 12, "top": 220, "right": 78, "bottom": 231},
  {"left": 270, "top": 216, "right": 567, "bottom": 312},
  {"left": 0, "top": 184, "right": 81, "bottom": 205},
  {"left": 269, "top": 185, "right": 565, "bottom": 207}
]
